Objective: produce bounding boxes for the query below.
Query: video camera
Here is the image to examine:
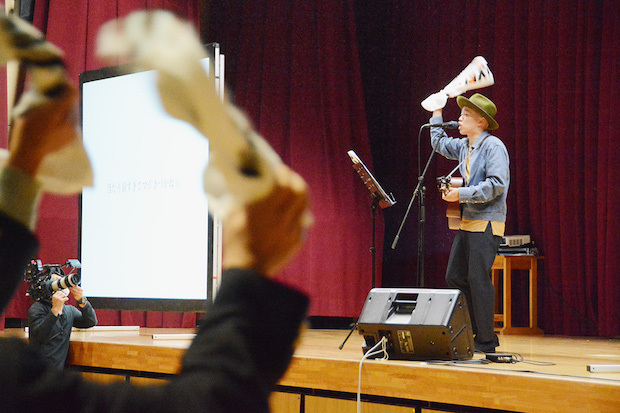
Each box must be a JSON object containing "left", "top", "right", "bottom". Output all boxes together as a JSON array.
[{"left": 24, "top": 259, "right": 82, "bottom": 301}]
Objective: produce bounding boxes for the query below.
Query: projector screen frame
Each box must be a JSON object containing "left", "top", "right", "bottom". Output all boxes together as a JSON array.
[{"left": 78, "top": 56, "right": 220, "bottom": 313}]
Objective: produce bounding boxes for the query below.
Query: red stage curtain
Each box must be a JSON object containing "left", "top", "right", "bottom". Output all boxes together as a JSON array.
[
  {"left": 2, "top": 0, "right": 378, "bottom": 327},
  {"left": 354, "top": 0, "right": 619, "bottom": 337},
  {"left": 1, "top": 0, "right": 201, "bottom": 328},
  {"left": 205, "top": 0, "right": 381, "bottom": 317},
  {"left": 2, "top": 1, "right": 617, "bottom": 337}
]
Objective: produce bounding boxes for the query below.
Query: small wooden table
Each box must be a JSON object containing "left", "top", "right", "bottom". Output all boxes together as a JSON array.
[{"left": 491, "top": 255, "right": 544, "bottom": 335}]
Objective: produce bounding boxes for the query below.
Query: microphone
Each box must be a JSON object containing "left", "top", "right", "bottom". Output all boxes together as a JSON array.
[{"left": 425, "top": 121, "right": 459, "bottom": 129}]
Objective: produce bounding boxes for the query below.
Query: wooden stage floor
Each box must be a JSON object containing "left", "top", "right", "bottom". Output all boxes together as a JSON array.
[
  {"left": 286, "top": 329, "right": 620, "bottom": 412},
  {"left": 3, "top": 327, "right": 619, "bottom": 412}
]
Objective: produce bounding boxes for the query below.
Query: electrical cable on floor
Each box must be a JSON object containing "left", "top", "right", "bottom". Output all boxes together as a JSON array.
[
  {"left": 357, "top": 337, "right": 388, "bottom": 413},
  {"left": 484, "top": 352, "right": 556, "bottom": 366},
  {"left": 423, "top": 351, "right": 555, "bottom": 367},
  {"left": 423, "top": 358, "right": 492, "bottom": 366},
  {"left": 356, "top": 344, "right": 556, "bottom": 413}
]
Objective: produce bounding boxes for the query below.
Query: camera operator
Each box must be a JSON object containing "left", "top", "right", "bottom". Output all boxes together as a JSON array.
[{"left": 27, "top": 272, "right": 97, "bottom": 369}]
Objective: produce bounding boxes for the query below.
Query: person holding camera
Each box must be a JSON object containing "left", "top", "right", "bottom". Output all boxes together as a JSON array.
[{"left": 27, "top": 272, "right": 97, "bottom": 369}]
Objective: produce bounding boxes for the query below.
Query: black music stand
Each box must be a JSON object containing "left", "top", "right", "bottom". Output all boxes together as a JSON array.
[
  {"left": 348, "top": 150, "right": 396, "bottom": 289},
  {"left": 339, "top": 151, "right": 395, "bottom": 351}
]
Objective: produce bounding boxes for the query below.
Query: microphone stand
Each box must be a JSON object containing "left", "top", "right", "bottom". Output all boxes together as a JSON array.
[{"left": 391, "top": 124, "right": 443, "bottom": 287}]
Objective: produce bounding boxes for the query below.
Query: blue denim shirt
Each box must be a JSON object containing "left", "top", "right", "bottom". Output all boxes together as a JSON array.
[{"left": 430, "top": 116, "right": 510, "bottom": 222}]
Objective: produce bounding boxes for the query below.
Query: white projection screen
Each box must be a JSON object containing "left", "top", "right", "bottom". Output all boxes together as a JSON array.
[{"left": 79, "top": 56, "right": 219, "bottom": 312}]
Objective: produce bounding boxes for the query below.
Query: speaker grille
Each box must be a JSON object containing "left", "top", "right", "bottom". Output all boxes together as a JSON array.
[{"left": 357, "top": 288, "right": 474, "bottom": 361}]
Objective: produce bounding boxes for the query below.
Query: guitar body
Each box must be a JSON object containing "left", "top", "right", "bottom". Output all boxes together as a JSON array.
[{"left": 437, "top": 176, "right": 463, "bottom": 230}]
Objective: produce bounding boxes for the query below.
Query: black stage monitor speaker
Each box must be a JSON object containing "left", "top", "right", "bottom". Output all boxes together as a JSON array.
[{"left": 357, "top": 288, "right": 474, "bottom": 361}]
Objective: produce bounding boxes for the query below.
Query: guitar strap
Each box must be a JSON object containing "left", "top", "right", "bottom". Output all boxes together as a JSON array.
[{"left": 446, "top": 133, "right": 490, "bottom": 182}]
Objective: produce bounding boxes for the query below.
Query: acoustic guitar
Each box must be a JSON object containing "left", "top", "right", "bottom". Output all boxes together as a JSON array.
[{"left": 437, "top": 176, "right": 463, "bottom": 230}]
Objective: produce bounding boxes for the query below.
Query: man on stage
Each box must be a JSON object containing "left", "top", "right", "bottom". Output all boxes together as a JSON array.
[{"left": 428, "top": 93, "right": 509, "bottom": 353}]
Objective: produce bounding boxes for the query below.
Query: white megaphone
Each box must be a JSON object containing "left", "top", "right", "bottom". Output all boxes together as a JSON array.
[{"left": 421, "top": 56, "right": 494, "bottom": 112}]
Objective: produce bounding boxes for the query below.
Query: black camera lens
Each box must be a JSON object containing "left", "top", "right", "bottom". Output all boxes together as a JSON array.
[{"left": 47, "top": 273, "right": 81, "bottom": 292}]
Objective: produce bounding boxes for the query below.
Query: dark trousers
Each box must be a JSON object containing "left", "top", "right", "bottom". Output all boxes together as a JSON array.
[{"left": 445, "top": 223, "right": 501, "bottom": 344}]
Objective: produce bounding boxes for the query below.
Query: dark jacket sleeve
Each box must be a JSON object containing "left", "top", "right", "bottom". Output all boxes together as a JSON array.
[
  {"left": 171, "top": 268, "right": 310, "bottom": 412},
  {"left": 27, "top": 302, "right": 59, "bottom": 347},
  {"left": 1, "top": 268, "right": 309, "bottom": 413},
  {"left": 0, "top": 211, "right": 39, "bottom": 313},
  {"left": 70, "top": 302, "right": 98, "bottom": 329}
]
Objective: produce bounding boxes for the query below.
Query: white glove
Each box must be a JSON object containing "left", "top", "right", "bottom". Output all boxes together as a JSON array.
[{"left": 421, "top": 91, "right": 448, "bottom": 112}]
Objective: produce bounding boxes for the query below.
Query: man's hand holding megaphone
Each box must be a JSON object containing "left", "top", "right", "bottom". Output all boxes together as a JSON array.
[{"left": 421, "top": 56, "right": 494, "bottom": 112}]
